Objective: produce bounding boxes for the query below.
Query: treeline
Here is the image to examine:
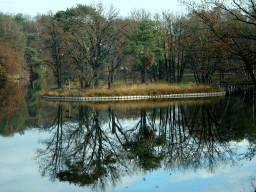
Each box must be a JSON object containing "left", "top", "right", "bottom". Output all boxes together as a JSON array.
[
  {"left": 0, "top": 13, "right": 43, "bottom": 80},
  {"left": 0, "top": 0, "right": 255, "bottom": 88}
]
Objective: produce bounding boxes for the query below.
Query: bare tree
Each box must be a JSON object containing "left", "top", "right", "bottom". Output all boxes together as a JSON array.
[
  {"left": 55, "top": 3, "right": 127, "bottom": 88},
  {"left": 38, "top": 14, "right": 67, "bottom": 88},
  {"left": 181, "top": 0, "right": 256, "bottom": 87}
]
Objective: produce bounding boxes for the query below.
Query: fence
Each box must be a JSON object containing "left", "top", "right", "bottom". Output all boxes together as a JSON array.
[{"left": 41, "top": 92, "right": 226, "bottom": 102}]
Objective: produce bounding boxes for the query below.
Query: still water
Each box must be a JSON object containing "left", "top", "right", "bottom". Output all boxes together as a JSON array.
[{"left": 1, "top": 80, "right": 256, "bottom": 192}]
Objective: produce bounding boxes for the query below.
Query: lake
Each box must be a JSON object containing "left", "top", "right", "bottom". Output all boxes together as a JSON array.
[{"left": 1, "top": 80, "right": 256, "bottom": 192}]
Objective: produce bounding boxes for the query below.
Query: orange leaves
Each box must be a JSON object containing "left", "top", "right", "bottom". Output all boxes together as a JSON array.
[
  {"left": 0, "top": 83, "right": 24, "bottom": 122},
  {"left": 0, "top": 43, "right": 28, "bottom": 79},
  {"left": 142, "top": 54, "right": 155, "bottom": 69}
]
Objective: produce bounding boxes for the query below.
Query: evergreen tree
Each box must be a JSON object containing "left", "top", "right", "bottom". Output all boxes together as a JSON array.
[{"left": 123, "top": 20, "right": 165, "bottom": 83}]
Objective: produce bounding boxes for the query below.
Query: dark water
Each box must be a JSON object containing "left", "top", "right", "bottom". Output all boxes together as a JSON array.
[{"left": 1, "top": 80, "right": 256, "bottom": 192}]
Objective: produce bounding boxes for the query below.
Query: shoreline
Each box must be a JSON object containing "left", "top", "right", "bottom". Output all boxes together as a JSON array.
[
  {"left": 41, "top": 91, "right": 226, "bottom": 102},
  {"left": 41, "top": 83, "right": 224, "bottom": 98}
]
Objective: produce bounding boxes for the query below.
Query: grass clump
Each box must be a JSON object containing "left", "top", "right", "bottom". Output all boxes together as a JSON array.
[{"left": 42, "top": 83, "right": 223, "bottom": 97}]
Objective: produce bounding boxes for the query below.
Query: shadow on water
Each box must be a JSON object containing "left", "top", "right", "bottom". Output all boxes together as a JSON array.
[{"left": 32, "top": 93, "right": 256, "bottom": 191}]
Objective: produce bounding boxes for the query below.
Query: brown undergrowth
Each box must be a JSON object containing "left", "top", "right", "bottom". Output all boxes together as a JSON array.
[{"left": 42, "top": 83, "right": 223, "bottom": 97}]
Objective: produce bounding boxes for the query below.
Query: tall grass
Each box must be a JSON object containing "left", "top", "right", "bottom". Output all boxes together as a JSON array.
[{"left": 42, "top": 83, "right": 223, "bottom": 97}]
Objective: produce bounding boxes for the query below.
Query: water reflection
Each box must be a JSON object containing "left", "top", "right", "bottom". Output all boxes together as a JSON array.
[
  {"left": 37, "top": 105, "right": 133, "bottom": 191},
  {"left": 0, "top": 81, "right": 29, "bottom": 136},
  {"left": 1, "top": 80, "right": 256, "bottom": 191},
  {"left": 35, "top": 95, "right": 256, "bottom": 191}
]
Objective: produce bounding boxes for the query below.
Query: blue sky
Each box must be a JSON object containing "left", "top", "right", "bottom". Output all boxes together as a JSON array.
[{"left": 0, "top": 0, "right": 184, "bottom": 18}]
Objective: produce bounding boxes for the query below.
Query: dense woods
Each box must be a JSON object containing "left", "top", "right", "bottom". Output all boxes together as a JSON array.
[{"left": 0, "top": 0, "right": 255, "bottom": 87}]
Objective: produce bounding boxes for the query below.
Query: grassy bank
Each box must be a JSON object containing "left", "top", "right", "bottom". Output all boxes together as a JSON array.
[{"left": 42, "top": 83, "right": 223, "bottom": 97}]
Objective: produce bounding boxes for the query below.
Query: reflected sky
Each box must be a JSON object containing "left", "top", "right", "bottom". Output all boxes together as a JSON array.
[
  {"left": 1, "top": 129, "right": 256, "bottom": 192},
  {"left": 125, "top": 143, "right": 256, "bottom": 192}
]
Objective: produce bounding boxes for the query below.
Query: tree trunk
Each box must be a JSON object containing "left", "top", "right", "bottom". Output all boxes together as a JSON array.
[
  {"left": 141, "top": 66, "right": 146, "bottom": 84},
  {"left": 172, "top": 56, "right": 175, "bottom": 82},
  {"left": 164, "top": 54, "right": 169, "bottom": 81},
  {"left": 57, "top": 72, "right": 62, "bottom": 88},
  {"left": 93, "top": 70, "right": 99, "bottom": 88},
  {"left": 242, "top": 56, "right": 256, "bottom": 90},
  {"left": 108, "top": 66, "right": 114, "bottom": 89}
]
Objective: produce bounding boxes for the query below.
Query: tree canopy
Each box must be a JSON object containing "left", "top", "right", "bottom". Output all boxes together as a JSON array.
[{"left": 123, "top": 20, "right": 165, "bottom": 83}]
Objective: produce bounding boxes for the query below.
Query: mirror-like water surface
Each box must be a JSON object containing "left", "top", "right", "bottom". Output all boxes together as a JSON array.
[{"left": 1, "top": 80, "right": 256, "bottom": 192}]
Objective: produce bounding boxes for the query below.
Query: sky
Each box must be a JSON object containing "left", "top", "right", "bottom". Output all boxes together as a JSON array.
[{"left": 0, "top": 0, "right": 185, "bottom": 18}]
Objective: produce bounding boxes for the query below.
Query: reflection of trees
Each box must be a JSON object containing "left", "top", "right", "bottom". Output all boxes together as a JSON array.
[
  {"left": 160, "top": 96, "right": 256, "bottom": 173},
  {"left": 162, "top": 103, "right": 237, "bottom": 173},
  {"left": 57, "top": 109, "right": 119, "bottom": 190},
  {"left": 37, "top": 96, "right": 256, "bottom": 191},
  {"left": 25, "top": 78, "right": 45, "bottom": 127},
  {"left": 241, "top": 118, "right": 256, "bottom": 161},
  {"left": 37, "top": 105, "right": 133, "bottom": 191},
  {"left": 0, "top": 82, "right": 28, "bottom": 136},
  {"left": 122, "top": 109, "right": 166, "bottom": 170},
  {"left": 37, "top": 105, "right": 64, "bottom": 180},
  {"left": 107, "top": 104, "right": 238, "bottom": 173}
]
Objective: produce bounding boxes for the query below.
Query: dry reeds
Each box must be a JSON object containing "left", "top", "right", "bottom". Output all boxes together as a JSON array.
[{"left": 42, "top": 83, "right": 223, "bottom": 97}]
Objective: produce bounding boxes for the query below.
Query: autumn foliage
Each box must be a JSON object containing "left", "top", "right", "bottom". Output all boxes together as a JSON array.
[{"left": 0, "top": 43, "right": 28, "bottom": 80}]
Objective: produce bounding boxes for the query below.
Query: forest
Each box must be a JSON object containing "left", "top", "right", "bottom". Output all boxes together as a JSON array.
[{"left": 0, "top": 0, "right": 256, "bottom": 89}]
